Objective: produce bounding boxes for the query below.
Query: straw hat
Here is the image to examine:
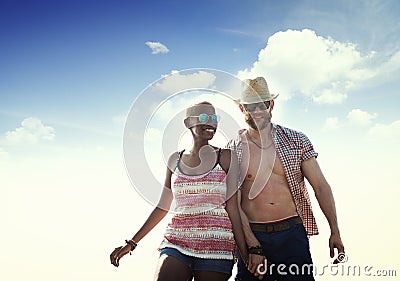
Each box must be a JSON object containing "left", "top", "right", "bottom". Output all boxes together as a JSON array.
[{"left": 240, "top": 77, "right": 279, "bottom": 104}]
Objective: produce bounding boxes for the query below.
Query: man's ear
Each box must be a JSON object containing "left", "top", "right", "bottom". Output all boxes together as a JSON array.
[
  {"left": 239, "top": 104, "right": 245, "bottom": 113},
  {"left": 270, "top": 100, "right": 275, "bottom": 110}
]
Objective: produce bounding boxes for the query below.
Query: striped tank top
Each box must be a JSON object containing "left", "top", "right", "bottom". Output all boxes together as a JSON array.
[{"left": 159, "top": 149, "right": 236, "bottom": 260}]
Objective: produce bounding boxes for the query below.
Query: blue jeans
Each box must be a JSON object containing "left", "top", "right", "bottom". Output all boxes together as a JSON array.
[
  {"left": 160, "top": 247, "right": 234, "bottom": 275},
  {"left": 236, "top": 217, "right": 315, "bottom": 281}
]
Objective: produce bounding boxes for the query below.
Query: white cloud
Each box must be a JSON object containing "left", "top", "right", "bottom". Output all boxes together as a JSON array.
[
  {"left": 237, "top": 29, "right": 378, "bottom": 104},
  {"left": 323, "top": 117, "right": 342, "bottom": 131},
  {"left": 148, "top": 90, "right": 245, "bottom": 129},
  {"left": 313, "top": 89, "right": 347, "bottom": 104},
  {"left": 145, "top": 41, "right": 169, "bottom": 54},
  {"left": 368, "top": 120, "right": 400, "bottom": 142},
  {"left": 323, "top": 109, "right": 378, "bottom": 132},
  {"left": 347, "top": 109, "right": 378, "bottom": 126},
  {"left": 5, "top": 117, "right": 55, "bottom": 144},
  {"left": 155, "top": 70, "right": 216, "bottom": 94},
  {"left": 156, "top": 90, "right": 217, "bottom": 122},
  {"left": 373, "top": 50, "right": 400, "bottom": 83}
]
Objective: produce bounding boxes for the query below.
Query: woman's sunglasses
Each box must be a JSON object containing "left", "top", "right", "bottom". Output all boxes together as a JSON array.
[
  {"left": 243, "top": 101, "right": 271, "bottom": 112},
  {"left": 190, "top": 113, "right": 219, "bottom": 124}
]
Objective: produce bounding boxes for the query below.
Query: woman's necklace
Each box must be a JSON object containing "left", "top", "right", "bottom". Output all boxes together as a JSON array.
[{"left": 246, "top": 131, "right": 274, "bottom": 150}]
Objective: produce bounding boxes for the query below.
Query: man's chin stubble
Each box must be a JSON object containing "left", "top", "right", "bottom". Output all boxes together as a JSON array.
[{"left": 245, "top": 115, "right": 270, "bottom": 131}]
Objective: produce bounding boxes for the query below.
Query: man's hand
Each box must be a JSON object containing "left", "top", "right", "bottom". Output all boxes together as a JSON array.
[
  {"left": 329, "top": 233, "right": 345, "bottom": 264},
  {"left": 247, "top": 253, "right": 266, "bottom": 280}
]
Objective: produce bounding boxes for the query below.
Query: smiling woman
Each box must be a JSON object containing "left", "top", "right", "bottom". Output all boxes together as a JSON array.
[{"left": 110, "top": 101, "right": 249, "bottom": 281}]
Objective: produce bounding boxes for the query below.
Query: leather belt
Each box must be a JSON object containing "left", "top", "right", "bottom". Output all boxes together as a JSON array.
[{"left": 250, "top": 216, "right": 303, "bottom": 233}]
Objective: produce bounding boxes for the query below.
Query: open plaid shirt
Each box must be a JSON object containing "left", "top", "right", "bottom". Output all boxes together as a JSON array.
[{"left": 227, "top": 123, "right": 319, "bottom": 236}]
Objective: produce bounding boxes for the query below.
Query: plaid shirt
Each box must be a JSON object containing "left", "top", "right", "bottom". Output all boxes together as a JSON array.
[{"left": 227, "top": 123, "right": 319, "bottom": 236}]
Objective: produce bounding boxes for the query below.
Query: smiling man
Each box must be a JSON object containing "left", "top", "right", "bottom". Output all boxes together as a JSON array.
[{"left": 227, "top": 77, "right": 345, "bottom": 281}]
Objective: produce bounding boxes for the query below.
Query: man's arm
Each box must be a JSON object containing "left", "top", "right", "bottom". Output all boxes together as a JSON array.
[{"left": 302, "top": 157, "right": 345, "bottom": 259}]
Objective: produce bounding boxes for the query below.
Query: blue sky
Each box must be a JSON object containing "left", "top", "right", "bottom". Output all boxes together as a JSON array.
[{"left": 1, "top": 0, "right": 400, "bottom": 280}]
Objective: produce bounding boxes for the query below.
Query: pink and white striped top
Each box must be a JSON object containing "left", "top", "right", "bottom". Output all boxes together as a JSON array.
[{"left": 159, "top": 150, "right": 236, "bottom": 260}]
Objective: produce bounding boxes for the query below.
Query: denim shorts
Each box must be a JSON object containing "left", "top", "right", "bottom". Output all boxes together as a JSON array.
[
  {"left": 160, "top": 247, "right": 234, "bottom": 275},
  {"left": 236, "top": 217, "right": 314, "bottom": 281}
]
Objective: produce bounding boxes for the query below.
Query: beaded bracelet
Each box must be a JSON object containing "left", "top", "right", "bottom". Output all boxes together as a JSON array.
[
  {"left": 125, "top": 239, "right": 138, "bottom": 255},
  {"left": 248, "top": 245, "right": 264, "bottom": 256}
]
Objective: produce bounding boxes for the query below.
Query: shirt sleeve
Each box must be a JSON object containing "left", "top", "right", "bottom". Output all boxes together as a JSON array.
[{"left": 301, "top": 133, "right": 318, "bottom": 161}]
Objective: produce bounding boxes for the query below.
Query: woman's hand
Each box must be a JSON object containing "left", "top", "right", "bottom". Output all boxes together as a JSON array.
[{"left": 110, "top": 245, "right": 131, "bottom": 267}]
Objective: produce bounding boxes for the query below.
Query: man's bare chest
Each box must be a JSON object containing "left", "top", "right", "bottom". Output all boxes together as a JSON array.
[{"left": 241, "top": 145, "right": 285, "bottom": 180}]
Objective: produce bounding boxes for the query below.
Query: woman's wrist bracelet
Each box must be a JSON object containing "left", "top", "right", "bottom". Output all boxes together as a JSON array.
[{"left": 125, "top": 239, "right": 138, "bottom": 255}]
